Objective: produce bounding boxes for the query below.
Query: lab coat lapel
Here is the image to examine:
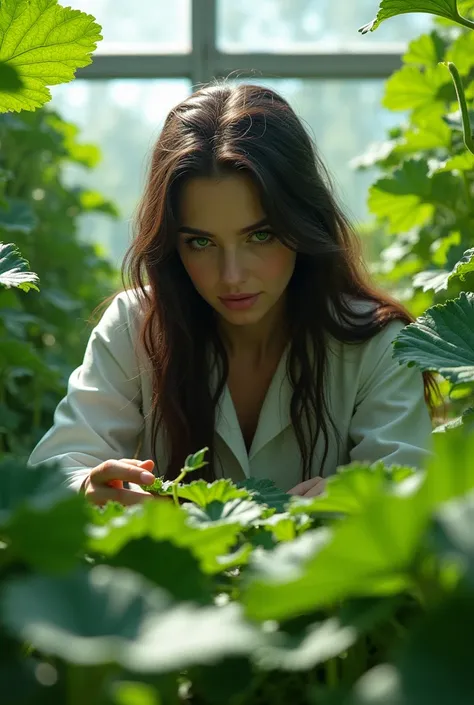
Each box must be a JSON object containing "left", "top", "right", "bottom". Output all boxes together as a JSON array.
[
  {"left": 249, "top": 346, "right": 292, "bottom": 459},
  {"left": 215, "top": 384, "right": 250, "bottom": 477}
]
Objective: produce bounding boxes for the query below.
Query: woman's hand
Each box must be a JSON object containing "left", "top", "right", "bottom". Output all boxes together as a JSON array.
[
  {"left": 287, "top": 476, "right": 327, "bottom": 498},
  {"left": 82, "top": 458, "right": 158, "bottom": 506}
]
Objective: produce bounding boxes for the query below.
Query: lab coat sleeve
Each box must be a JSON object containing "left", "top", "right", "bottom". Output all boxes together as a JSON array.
[
  {"left": 348, "top": 320, "right": 433, "bottom": 470},
  {"left": 27, "top": 290, "right": 145, "bottom": 491}
]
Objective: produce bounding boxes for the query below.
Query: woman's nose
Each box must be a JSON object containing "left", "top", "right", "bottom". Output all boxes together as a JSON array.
[{"left": 220, "top": 249, "right": 245, "bottom": 286}]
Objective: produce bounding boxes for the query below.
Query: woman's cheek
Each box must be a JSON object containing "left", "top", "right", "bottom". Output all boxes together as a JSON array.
[{"left": 182, "top": 254, "right": 214, "bottom": 295}]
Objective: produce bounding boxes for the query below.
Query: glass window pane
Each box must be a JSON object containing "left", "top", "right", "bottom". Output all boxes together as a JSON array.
[
  {"left": 218, "top": 0, "right": 433, "bottom": 52},
  {"left": 233, "top": 78, "right": 398, "bottom": 228},
  {"left": 71, "top": 0, "right": 191, "bottom": 53},
  {"left": 50, "top": 80, "right": 192, "bottom": 267}
]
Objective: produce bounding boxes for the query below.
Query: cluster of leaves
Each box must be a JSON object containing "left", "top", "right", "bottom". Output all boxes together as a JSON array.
[
  {"left": 1, "top": 434, "right": 474, "bottom": 705},
  {"left": 0, "top": 0, "right": 119, "bottom": 458},
  {"left": 356, "top": 0, "right": 474, "bottom": 428}
]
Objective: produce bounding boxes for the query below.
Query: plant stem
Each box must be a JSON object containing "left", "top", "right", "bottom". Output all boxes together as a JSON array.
[
  {"left": 463, "top": 172, "right": 473, "bottom": 212},
  {"left": 444, "top": 62, "right": 474, "bottom": 155},
  {"left": 171, "top": 469, "right": 187, "bottom": 507},
  {"left": 453, "top": 11, "right": 474, "bottom": 32},
  {"left": 325, "top": 657, "right": 338, "bottom": 688}
]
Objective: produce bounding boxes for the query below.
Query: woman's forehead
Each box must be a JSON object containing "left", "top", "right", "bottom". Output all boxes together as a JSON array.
[{"left": 179, "top": 174, "right": 266, "bottom": 233}]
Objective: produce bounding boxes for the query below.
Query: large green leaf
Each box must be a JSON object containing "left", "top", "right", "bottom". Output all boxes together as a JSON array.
[
  {"left": 242, "top": 431, "right": 474, "bottom": 622},
  {"left": 146, "top": 478, "right": 250, "bottom": 507},
  {"left": 368, "top": 160, "right": 435, "bottom": 233},
  {"left": 0, "top": 242, "right": 39, "bottom": 292},
  {"left": 0, "top": 458, "right": 88, "bottom": 572},
  {"left": 448, "top": 248, "right": 474, "bottom": 284},
  {"left": 87, "top": 500, "right": 243, "bottom": 575},
  {"left": 236, "top": 478, "right": 291, "bottom": 513},
  {"left": 348, "top": 589, "right": 474, "bottom": 705},
  {"left": 289, "top": 462, "right": 416, "bottom": 518},
  {"left": 430, "top": 491, "right": 474, "bottom": 578},
  {"left": 0, "top": 338, "right": 60, "bottom": 385},
  {"left": 185, "top": 498, "right": 265, "bottom": 526},
  {"left": 382, "top": 65, "right": 452, "bottom": 119},
  {"left": 445, "top": 31, "right": 474, "bottom": 74},
  {"left": 0, "top": 0, "right": 102, "bottom": 113},
  {"left": 359, "top": 0, "right": 463, "bottom": 35},
  {"left": 1, "top": 566, "right": 263, "bottom": 672},
  {"left": 104, "top": 538, "right": 213, "bottom": 604},
  {"left": 413, "top": 248, "right": 474, "bottom": 293},
  {"left": 256, "top": 617, "right": 357, "bottom": 671},
  {"left": 393, "top": 292, "right": 474, "bottom": 387},
  {"left": 403, "top": 32, "right": 446, "bottom": 68}
]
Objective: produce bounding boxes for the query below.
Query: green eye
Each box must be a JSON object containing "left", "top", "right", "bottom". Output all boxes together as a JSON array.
[
  {"left": 251, "top": 231, "right": 273, "bottom": 243},
  {"left": 190, "top": 237, "right": 210, "bottom": 249}
]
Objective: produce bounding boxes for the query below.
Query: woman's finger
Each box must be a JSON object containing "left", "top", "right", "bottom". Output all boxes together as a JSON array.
[
  {"left": 86, "top": 484, "right": 153, "bottom": 507},
  {"left": 287, "top": 476, "right": 324, "bottom": 496},
  {"left": 303, "top": 478, "right": 327, "bottom": 498},
  {"left": 89, "top": 460, "right": 156, "bottom": 488}
]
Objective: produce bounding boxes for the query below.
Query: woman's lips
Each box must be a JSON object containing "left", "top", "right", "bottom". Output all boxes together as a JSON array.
[{"left": 219, "top": 293, "right": 260, "bottom": 310}]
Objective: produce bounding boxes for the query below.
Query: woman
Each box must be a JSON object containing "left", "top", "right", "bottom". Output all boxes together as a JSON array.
[{"left": 27, "top": 81, "right": 435, "bottom": 506}]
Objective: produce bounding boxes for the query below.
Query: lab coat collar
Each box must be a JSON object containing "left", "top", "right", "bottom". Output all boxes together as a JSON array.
[{"left": 212, "top": 345, "right": 292, "bottom": 476}]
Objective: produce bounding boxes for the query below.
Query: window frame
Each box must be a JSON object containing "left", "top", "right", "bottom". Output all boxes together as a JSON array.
[{"left": 76, "top": 0, "right": 405, "bottom": 85}]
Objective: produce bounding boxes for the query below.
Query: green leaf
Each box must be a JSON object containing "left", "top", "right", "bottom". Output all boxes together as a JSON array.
[
  {"left": 0, "top": 61, "right": 22, "bottom": 91},
  {"left": 397, "top": 117, "right": 452, "bottom": 152},
  {"left": 368, "top": 160, "right": 435, "bottom": 233},
  {"left": 448, "top": 248, "right": 474, "bottom": 284},
  {"left": 185, "top": 498, "right": 265, "bottom": 526},
  {"left": 0, "top": 199, "right": 38, "bottom": 233},
  {"left": 236, "top": 478, "right": 291, "bottom": 513},
  {"left": 87, "top": 500, "right": 243, "bottom": 575},
  {"left": 347, "top": 664, "right": 403, "bottom": 705},
  {"left": 359, "top": 0, "right": 463, "bottom": 35},
  {"left": 403, "top": 32, "right": 446, "bottom": 68},
  {"left": 289, "top": 462, "right": 416, "bottom": 518},
  {"left": 382, "top": 65, "right": 451, "bottom": 116},
  {"left": 1, "top": 566, "right": 263, "bottom": 671},
  {"left": 0, "top": 242, "right": 39, "bottom": 292},
  {"left": 256, "top": 617, "right": 357, "bottom": 671},
  {"left": 189, "top": 658, "right": 254, "bottom": 705},
  {"left": 435, "top": 151, "right": 474, "bottom": 172},
  {"left": 258, "top": 513, "right": 312, "bottom": 542},
  {"left": 79, "top": 190, "right": 120, "bottom": 218},
  {"left": 110, "top": 681, "right": 161, "bottom": 705},
  {"left": 430, "top": 491, "right": 474, "bottom": 577},
  {"left": 105, "top": 538, "right": 213, "bottom": 604},
  {"left": 393, "top": 292, "right": 474, "bottom": 387},
  {"left": 183, "top": 447, "right": 209, "bottom": 474},
  {"left": 413, "top": 269, "right": 450, "bottom": 293},
  {"left": 403, "top": 32, "right": 445, "bottom": 68},
  {"left": 0, "top": 338, "right": 60, "bottom": 385},
  {"left": 0, "top": 0, "right": 102, "bottom": 113},
  {"left": 414, "top": 249, "right": 474, "bottom": 293},
  {"left": 0, "top": 457, "right": 75, "bottom": 524},
  {"left": 433, "top": 406, "right": 474, "bottom": 432},
  {"left": 243, "top": 431, "right": 474, "bottom": 622},
  {"left": 148, "top": 478, "right": 250, "bottom": 507},
  {"left": 369, "top": 592, "right": 474, "bottom": 705},
  {"left": 445, "top": 31, "right": 474, "bottom": 75},
  {"left": 0, "top": 458, "right": 88, "bottom": 572}
]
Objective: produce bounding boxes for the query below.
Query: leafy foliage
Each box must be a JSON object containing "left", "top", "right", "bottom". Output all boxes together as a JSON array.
[
  {"left": 355, "top": 0, "right": 474, "bottom": 429},
  {"left": 0, "top": 0, "right": 102, "bottom": 112},
  {"left": 1, "top": 434, "right": 474, "bottom": 704},
  {"left": 0, "top": 242, "right": 39, "bottom": 292},
  {"left": 0, "top": 110, "right": 119, "bottom": 459}
]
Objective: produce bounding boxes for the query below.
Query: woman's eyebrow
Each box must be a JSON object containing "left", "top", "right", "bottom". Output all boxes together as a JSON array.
[{"left": 178, "top": 218, "right": 270, "bottom": 238}]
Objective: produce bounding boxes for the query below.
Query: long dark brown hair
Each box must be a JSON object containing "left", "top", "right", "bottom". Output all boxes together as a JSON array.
[{"left": 97, "top": 81, "right": 439, "bottom": 482}]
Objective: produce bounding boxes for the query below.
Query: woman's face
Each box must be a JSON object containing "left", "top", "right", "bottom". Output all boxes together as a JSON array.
[{"left": 177, "top": 173, "right": 296, "bottom": 328}]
